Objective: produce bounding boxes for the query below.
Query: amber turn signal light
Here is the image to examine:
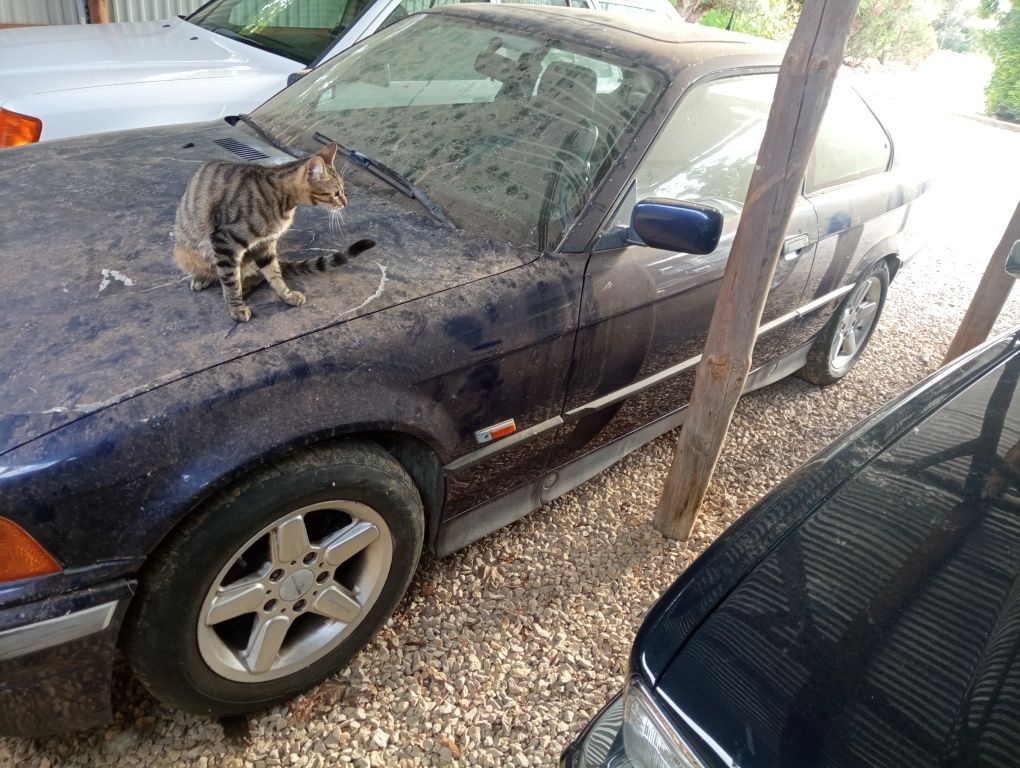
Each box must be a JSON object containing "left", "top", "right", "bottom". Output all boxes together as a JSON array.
[
  {"left": 0, "top": 518, "right": 60, "bottom": 583},
  {"left": 0, "top": 108, "right": 43, "bottom": 147}
]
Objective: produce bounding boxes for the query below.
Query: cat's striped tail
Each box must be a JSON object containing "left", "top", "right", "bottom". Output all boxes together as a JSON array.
[{"left": 280, "top": 238, "right": 376, "bottom": 275}]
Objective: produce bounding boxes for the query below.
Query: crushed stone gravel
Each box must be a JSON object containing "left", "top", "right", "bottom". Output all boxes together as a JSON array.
[{"left": 3, "top": 112, "right": 1020, "bottom": 768}]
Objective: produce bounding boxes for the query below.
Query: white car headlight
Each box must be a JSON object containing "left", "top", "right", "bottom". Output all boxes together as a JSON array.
[{"left": 623, "top": 678, "right": 706, "bottom": 768}]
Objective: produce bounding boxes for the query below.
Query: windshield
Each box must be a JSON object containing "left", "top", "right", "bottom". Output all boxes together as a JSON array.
[
  {"left": 188, "top": 0, "right": 378, "bottom": 64},
  {"left": 251, "top": 14, "right": 664, "bottom": 248}
]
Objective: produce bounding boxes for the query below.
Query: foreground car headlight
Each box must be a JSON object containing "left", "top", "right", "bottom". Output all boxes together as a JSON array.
[
  {"left": 623, "top": 678, "right": 705, "bottom": 768},
  {"left": 0, "top": 108, "right": 43, "bottom": 147},
  {"left": 564, "top": 679, "right": 705, "bottom": 768}
]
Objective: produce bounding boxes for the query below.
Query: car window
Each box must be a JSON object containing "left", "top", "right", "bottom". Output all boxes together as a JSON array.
[
  {"left": 806, "top": 85, "right": 891, "bottom": 193},
  {"left": 189, "top": 0, "right": 380, "bottom": 63},
  {"left": 502, "top": 0, "right": 573, "bottom": 6},
  {"left": 598, "top": 0, "right": 668, "bottom": 17},
  {"left": 541, "top": 50, "right": 623, "bottom": 94},
  {"left": 378, "top": 0, "right": 462, "bottom": 30},
  {"left": 255, "top": 15, "right": 664, "bottom": 249},
  {"left": 600, "top": 72, "right": 777, "bottom": 246},
  {"left": 378, "top": 0, "right": 583, "bottom": 30}
]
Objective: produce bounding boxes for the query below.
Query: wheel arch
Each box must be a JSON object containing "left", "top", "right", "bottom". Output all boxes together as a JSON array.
[{"left": 136, "top": 426, "right": 447, "bottom": 588}]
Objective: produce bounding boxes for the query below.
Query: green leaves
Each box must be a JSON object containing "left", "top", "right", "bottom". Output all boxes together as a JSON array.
[{"left": 986, "top": 4, "right": 1020, "bottom": 121}]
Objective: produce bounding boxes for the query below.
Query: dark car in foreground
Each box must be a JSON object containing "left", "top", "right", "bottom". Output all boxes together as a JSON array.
[
  {"left": 0, "top": 6, "right": 927, "bottom": 736},
  {"left": 564, "top": 324, "right": 1020, "bottom": 768}
]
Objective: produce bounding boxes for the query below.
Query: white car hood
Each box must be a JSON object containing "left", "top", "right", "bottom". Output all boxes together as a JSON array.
[{"left": 0, "top": 18, "right": 295, "bottom": 101}]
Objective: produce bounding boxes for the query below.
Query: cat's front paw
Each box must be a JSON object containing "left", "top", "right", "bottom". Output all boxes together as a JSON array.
[
  {"left": 230, "top": 305, "right": 252, "bottom": 323},
  {"left": 283, "top": 290, "right": 306, "bottom": 307},
  {"left": 190, "top": 275, "right": 215, "bottom": 291}
]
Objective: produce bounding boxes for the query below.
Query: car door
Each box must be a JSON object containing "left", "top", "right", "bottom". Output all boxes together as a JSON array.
[
  {"left": 787, "top": 83, "right": 897, "bottom": 345},
  {"left": 551, "top": 72, "right": 820, "bottom": 464}
]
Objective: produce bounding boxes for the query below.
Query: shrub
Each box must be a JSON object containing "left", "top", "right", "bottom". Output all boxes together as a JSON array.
[{"left": 986, "top": 4, "right": 1020, "bottom": 122}]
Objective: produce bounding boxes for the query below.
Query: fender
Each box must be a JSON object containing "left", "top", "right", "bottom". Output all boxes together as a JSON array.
[{"left": 0, "top": 327, "right": 463, "bottom": 575}]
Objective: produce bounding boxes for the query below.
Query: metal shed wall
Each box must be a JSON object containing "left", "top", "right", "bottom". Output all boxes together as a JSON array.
[
  {"left": 108, "top": 0, "right": 205, "bottom": 22},
  {"left": 0, "top": 0, "right": 83, "bottom": 25},
  {"left": 0, "top": 0, "right": 209, "bottom": 25}
]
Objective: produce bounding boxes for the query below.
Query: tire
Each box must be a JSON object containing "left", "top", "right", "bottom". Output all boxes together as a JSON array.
[
  {"left": 123, "top": 441, "right": 424, "bottom": 716},
  {"left": 799, "top": 260, "right": 889, "bottom": 386}
]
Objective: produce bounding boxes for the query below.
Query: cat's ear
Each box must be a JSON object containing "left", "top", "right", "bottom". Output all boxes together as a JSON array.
[
  {"left": 318, "top": 142, "right": 338, "bottom": 166},
  {"left": 306, "top": 155, "right": 326, "bottom": 180}
]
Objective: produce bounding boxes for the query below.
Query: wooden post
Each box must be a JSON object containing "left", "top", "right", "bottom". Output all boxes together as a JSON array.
[
  {"left": 87, "top": 0, "right": 110, "bottom": 23},
  {"left": 942, "top": 199, "right": 1020, "bottom": 365},
  {"left": 653, "top": 0, "right": 861, "bottom": 540}
]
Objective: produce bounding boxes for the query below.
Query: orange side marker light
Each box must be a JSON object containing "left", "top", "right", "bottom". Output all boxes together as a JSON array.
[{"left": 0, "top": 517, "right": 61, "bottom": 583}]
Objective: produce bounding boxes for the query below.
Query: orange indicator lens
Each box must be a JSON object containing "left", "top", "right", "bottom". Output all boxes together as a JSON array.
[
  {"left": 0, "top": 109, "right": 43, "bottom": 147},
  {"left": 489, "top": 422, "right": 517, "bottom": 440},
  {"left": 0, "top": 518, "right": 60, "bottom": 583}
]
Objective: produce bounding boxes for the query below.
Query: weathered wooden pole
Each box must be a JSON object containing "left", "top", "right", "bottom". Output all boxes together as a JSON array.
[
  {"left": 654, "top": 0, "right": 861, "bottom": 540},
  {"left": 87, "top": 0, "right": 110, "bottom": 23},
  {"left": 942, "top": 199, "right": 1020, "bottom": 365}
]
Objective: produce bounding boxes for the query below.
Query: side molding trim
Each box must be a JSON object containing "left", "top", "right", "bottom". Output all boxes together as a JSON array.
[{"left": 442, "top": 286, "right": 853, "bottom": 474}]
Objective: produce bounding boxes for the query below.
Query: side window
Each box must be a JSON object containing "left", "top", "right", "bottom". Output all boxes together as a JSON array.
[
  {"left": 599, "top": 72, "right": 777, "bottom": 246},
  {"left": 806, "top": 85, "right": 891, "bottom": 193}
]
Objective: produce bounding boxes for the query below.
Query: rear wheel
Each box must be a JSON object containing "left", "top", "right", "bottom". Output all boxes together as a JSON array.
[
  {"left": 799, "top": 261, "right": 889, "bottom": 386},
  {"left": 124, "top": 442, "right": 423, "bottom": 716}
]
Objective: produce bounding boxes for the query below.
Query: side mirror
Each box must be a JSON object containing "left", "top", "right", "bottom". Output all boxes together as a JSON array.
[
  {"left": 631, "top": 198, "right": 723, "bottom": 255},
  {"left": 287, "top": 68, "right": 311, "bottom": 86},
  {"left": 1006, "top": 240, "right": 1020, "bottom": 279}
]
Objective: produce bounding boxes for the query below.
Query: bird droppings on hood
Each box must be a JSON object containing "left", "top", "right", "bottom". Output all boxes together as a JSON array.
[
  {"left": 335, "top": 261, "right": 389, "bottom": 321},
  {"left": 98, "top": 269, "right": 134, "bottom": 293}
]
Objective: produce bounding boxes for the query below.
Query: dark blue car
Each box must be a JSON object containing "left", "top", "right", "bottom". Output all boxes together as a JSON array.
[
  {"left": 563, "top": 326, "right": 1020, "bottom": 768},
  {"left": 0, "top": 6, "right": 927, "bottom": 735}
]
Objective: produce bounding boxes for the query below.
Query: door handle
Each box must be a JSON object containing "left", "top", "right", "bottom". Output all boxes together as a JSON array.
[{"left": 781, "top": 233, "right": 810, "bottom": 259}]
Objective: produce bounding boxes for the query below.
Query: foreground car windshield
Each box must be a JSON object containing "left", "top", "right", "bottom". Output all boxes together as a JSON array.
[
  {"left": 188, "top": 0, "right": 378, "bottom": 63},
  {"left": 252, "top": 14, "right": 663, "bottom": 247}
]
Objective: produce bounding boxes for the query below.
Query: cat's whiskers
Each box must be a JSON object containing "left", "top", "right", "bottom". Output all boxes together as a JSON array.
[{"left": 328, "top": 207, "right": 344, "bottom": 238}]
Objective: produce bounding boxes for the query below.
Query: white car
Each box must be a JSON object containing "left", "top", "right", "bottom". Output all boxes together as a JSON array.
[{"left": 0, "top": 0, "right": 682, "bottom": 147}]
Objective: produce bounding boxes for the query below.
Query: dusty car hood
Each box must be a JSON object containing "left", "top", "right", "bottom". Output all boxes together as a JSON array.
[
  {"left": 0, "top": 123, "right": 531, "bottom": 455},
  {"left": 0, "top": 18, "right": 290, "bottom": 100}
]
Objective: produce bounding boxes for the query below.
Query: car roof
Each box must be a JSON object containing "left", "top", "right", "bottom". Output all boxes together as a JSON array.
[{"left": 428, "top": 5, "right": 784, "bottom": 79}]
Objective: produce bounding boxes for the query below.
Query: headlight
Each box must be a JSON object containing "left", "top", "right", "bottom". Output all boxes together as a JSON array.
[
  {"left": 0, "top": 108, "right": 43, "bottom": 147},
  {"left": 623, "top": 678, "right": 705, "bottom": 768}
]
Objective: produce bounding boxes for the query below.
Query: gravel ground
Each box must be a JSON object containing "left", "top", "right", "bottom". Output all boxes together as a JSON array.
[{"left": 4, "top": 107, "right": 1020, "bottom": 768}]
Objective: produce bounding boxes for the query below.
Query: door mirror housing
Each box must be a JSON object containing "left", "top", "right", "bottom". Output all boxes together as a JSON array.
[
  {"left": 1005, "top": 240, "right": 1020, "bottom": 279},
  {"left": 286, "top": 69, "right": 311, "bottom": 87},
  {"left": 631, "top": 198, "right": 723, "bottom": 255}
]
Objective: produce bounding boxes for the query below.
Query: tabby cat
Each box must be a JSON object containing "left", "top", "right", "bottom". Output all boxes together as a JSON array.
[{"left": 174, "top": 142, "right": 374, "bottom": 323}]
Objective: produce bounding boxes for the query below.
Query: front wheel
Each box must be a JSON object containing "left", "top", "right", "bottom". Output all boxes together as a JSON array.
[
  {"left": 799, "top": 261, "right": 889, "bottom": 386},
  {"left": 124, "top": 442, "right": 424, "bottom": 716}
]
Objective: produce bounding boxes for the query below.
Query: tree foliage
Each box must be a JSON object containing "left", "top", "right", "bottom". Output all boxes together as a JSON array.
[
  {"left": 934, "top": 0, "right": 979, "bottom": 52},
  {"left": 986, "top": 3, "right": 1020, "bottom": 121},
  {"left": 845, "top": 0, "right": 937, "bottom": 65},
  {"left": 699, "top": 0, "right": 795, "bottom": 38}
]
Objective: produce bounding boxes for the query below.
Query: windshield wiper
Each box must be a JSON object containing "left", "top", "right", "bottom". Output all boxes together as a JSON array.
[
  {"left": 233, "top": 114, "right": 303, "bottom": 158},
  {"left": 314, "top": 131, "right": 455, "bottom": 230}
]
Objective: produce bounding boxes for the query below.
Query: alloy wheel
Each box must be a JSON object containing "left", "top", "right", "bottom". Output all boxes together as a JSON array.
[
  {"left": 196, "top": 500, "right": 392, "bottom": 683},
  {"left": 829, "top": 276, "right": 882, "bottom": 370}
]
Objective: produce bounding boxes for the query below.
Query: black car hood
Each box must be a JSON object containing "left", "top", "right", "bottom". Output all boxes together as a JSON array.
[
  {"left": 0, "top": 123, "right": 531, "bottom": 455},
  {"left": 652, "top": 341, "right": 1020, "bottom": 767}
]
